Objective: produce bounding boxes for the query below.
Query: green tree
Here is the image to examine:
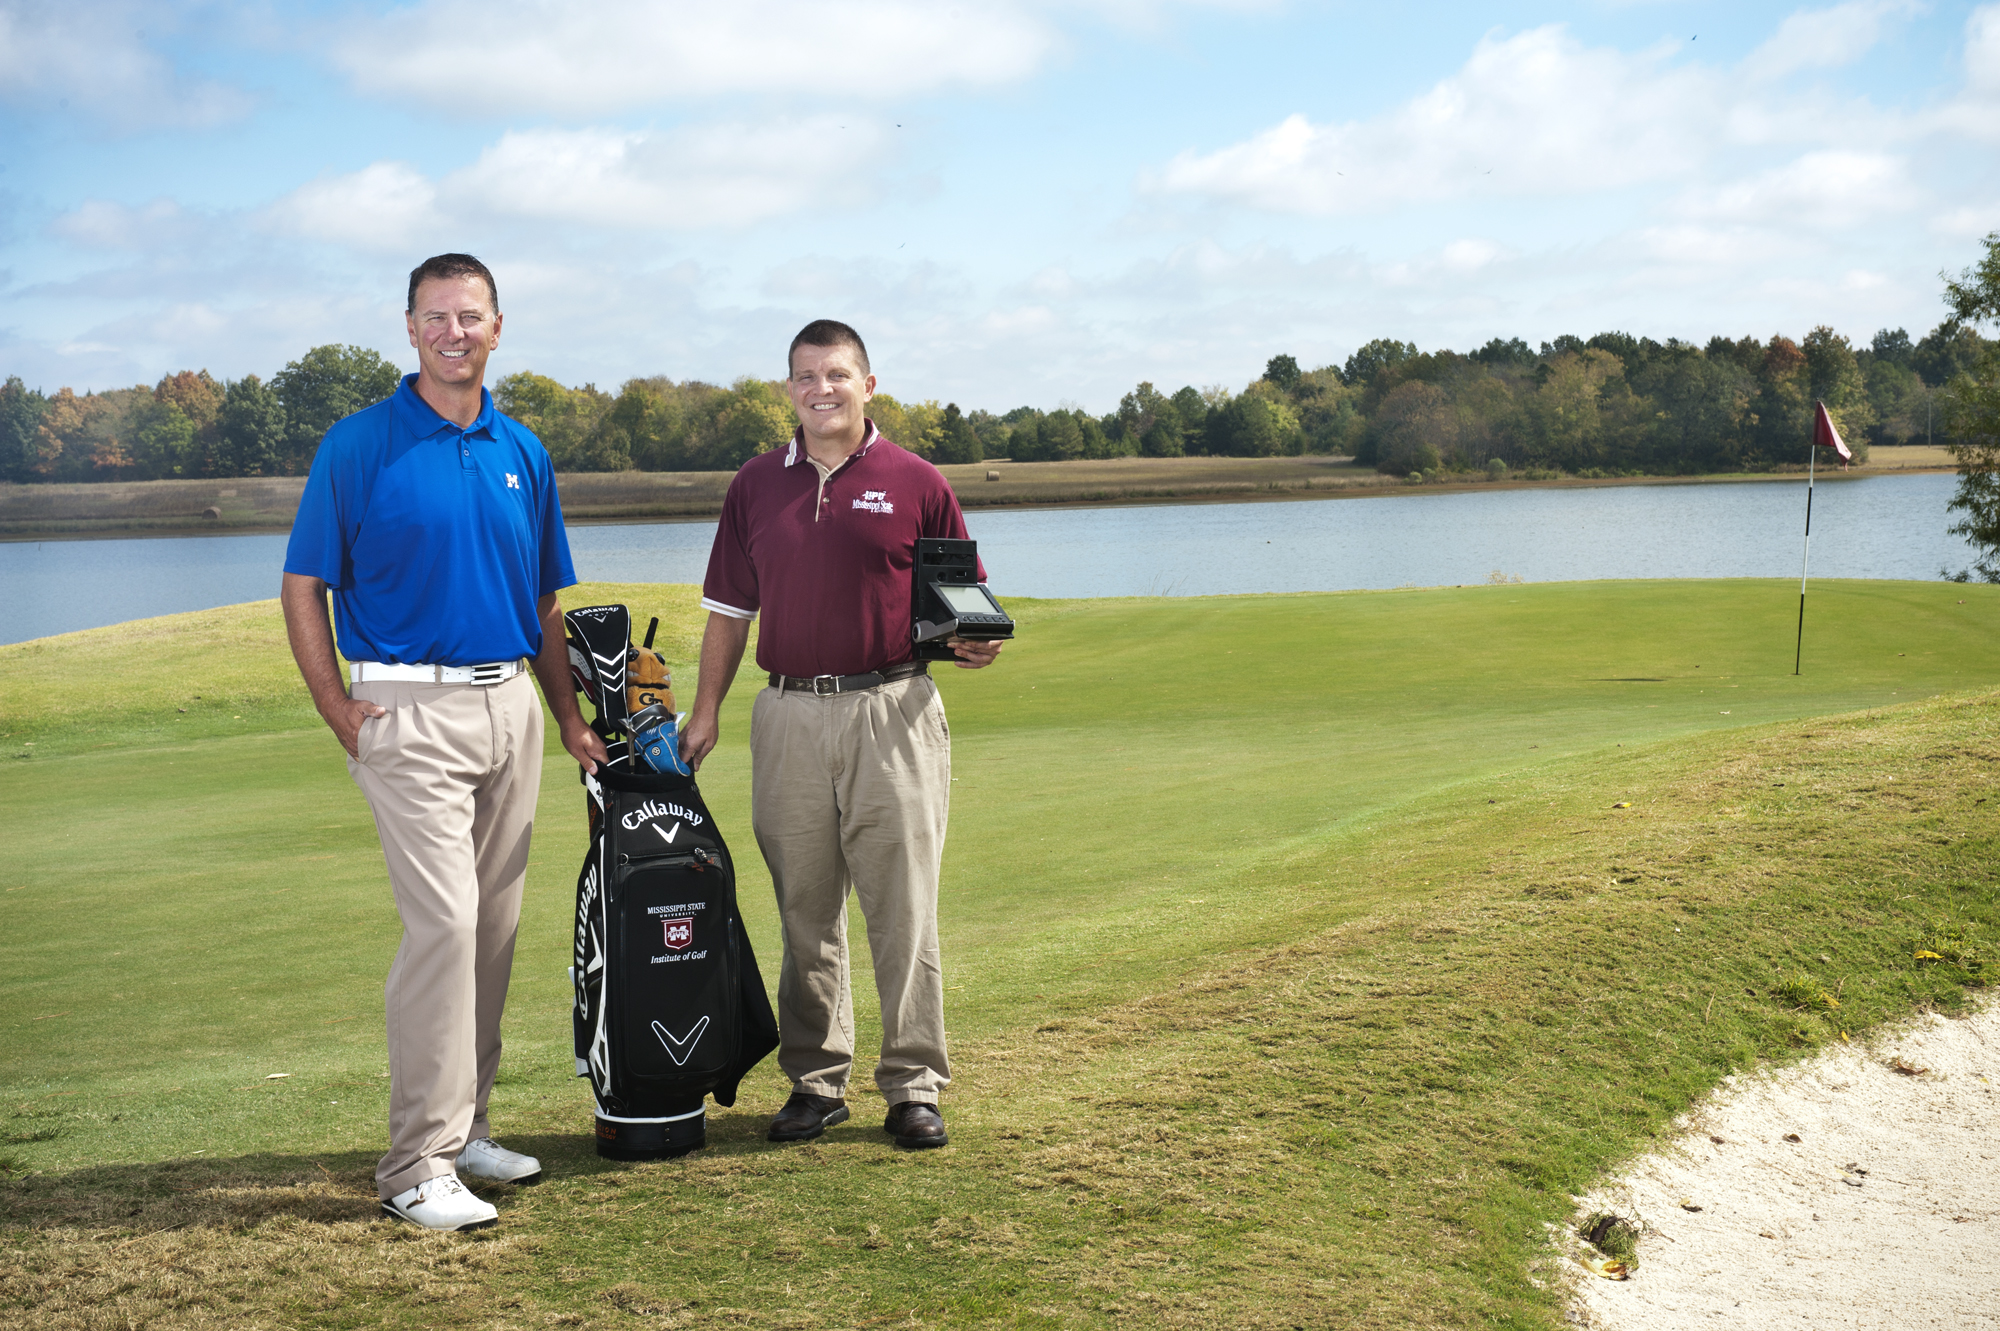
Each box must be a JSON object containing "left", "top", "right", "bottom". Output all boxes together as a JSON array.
[
  {"left": 496, "top": 372, "right": 623, "bottom": 471},
  {"left": 1522, "top": 349, "right": 1623, "bottom": 471},
  {"left": 272, "top": 345, "right": 402, "bottom": 473},
  {"left": 932, "top": 403, "right": 983, "bottom": 464},
  {"left": 1940, "top": 232, "right": 2000, "bottom": 579},
  {"left": 1263, "top": 354, "right": 1301, "bottom": 394},
  {"left": 1870, "top": 327, "right": 1914, "bottom": 366},
  {"left": 1801, "top": 325, "right": 1875, "bottom": 456},
  {"left": 1633, "top": 351, "right": 1751, "bottom": 471},
  {"left": 1169, "top": 386, "right": 1208, "bottom": 453},
  {"left": 1342, "top": 338, "right": 1415, "bottom": 388},
  {"left": 1213, "top": 383, "right": 1303, "bottom": 457},
  {"left": 1746, "top": 336, "right": 1812, "bottom": 466},
  {"left": 1471, "top": 337, "right": 1534, "bottom": 368},
  {"left": 698, "top": 378, "right": 793, "bottom": 470},
  {"left": 129, "top": 398, "right": 197, "bottom": 478},
  {"left": 1371, "top": 381, "right": 1451, "bottom": 474},
  {"left": 0, "top": 377, "right": 48, "bottom": 483},
  {"left": 215, "top": 375, "right": 288, "bottom": 476},
  {"left": 1913, "top": 322, "right": 1989, "bottom": 387}
]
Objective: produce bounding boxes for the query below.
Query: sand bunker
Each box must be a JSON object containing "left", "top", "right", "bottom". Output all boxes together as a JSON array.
[{"left": 1566, "top": 1003, "right": 1998, "bottom": 1330}]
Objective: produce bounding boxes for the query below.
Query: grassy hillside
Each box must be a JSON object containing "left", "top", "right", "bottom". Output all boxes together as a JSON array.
[{"left": 1, "top": 580, "right": 1995, "bottom": 1329}]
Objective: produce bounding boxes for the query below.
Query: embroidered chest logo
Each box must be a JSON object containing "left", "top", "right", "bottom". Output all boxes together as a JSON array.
[
  {"left": 505, "top": 473, "right": 520, "bottom": 490},
  {"left": 852, "top": 489, "right": 894, "bottom": 514}
]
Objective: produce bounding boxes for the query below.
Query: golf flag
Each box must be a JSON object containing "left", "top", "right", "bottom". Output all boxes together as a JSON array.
[{"left": 1812, "top": 401, "right": 1852, "bottom": 466}]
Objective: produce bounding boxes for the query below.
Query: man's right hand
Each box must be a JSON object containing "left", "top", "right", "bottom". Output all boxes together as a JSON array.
[
  {"left": 324, "top": 695, "right": 387, "bottom": 759},
  {"left": 679, "top": 710, "right": 719, "bottom": 772}
]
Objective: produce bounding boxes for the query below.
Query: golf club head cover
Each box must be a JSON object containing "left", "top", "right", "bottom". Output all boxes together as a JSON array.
[
  {"left": 563, "top": 604, "right": 633, "bottom": 736},
  {"left": 629, "top": 704, "right": 692, "bottom": 777},
  {"left": 627, "top": 644, "right": 675, "bottom": 720}
]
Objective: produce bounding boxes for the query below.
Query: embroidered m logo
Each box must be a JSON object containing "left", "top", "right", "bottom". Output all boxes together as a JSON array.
[{"left": 505, "top": 473, "right": 520, "bottom": 489}]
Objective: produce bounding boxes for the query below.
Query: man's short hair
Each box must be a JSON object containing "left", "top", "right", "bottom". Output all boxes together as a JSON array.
[
  {"left": 407, "top": 254, "right": 499, "bottom": 313},
  {"left": 789, "top": 319, "right": 870, "bottom": 375}
]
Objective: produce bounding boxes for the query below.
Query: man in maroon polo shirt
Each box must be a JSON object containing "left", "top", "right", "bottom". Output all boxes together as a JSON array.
[{"left": 681, "top": 319, "right": 1001, "bottom": 1149}]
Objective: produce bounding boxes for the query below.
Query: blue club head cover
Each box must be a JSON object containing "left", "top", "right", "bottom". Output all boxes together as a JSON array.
[{"left": 635, "top": 716, "right": 692, "bottom": 777}]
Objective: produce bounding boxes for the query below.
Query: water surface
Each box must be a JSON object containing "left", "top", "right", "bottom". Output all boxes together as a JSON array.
[{"left": 0, "top": 473, "right": 1975, "bottom": 645}]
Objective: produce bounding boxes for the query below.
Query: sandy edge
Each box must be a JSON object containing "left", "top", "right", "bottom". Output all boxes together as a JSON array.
[{"left": 1562, "top": 1000, "right": 1999, "bottom": 1330}]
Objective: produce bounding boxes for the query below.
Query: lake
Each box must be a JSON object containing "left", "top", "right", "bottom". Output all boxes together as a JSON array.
[{"left": 0, "top": 472, "right": 1979, "bottom": 646}]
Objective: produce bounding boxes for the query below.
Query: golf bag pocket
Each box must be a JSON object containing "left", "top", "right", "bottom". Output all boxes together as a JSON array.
[{"left": 610, "top": 840, "right": 737, "bottom": 1083}]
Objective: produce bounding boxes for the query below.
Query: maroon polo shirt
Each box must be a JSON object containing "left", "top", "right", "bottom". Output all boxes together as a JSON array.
[{"left": 700, "top": 422, "right": 986, "bottom": 678}]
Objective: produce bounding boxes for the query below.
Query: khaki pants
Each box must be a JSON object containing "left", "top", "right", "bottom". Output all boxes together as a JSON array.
[
  {"left": 347, "top": 671, "right": 544, "bottom": 1200},
  {"left": 750, "top": 674, "right": 952, "bottom": 1105}
]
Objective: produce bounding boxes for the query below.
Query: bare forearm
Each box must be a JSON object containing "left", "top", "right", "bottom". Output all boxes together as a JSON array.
[
  {"left": 693, "top": 612, "right": 751, "bottom": 719},
  {"left": 680, "top": 611, "right": 750, "bottom": 770},
  {"left": 280, "top": 572, "right": 348, "bottom": 715}
]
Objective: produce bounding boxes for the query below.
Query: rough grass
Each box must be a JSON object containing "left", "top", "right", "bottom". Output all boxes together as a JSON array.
[{"left": 2, "top": 581, "right": 1996, "bottom": 1328}]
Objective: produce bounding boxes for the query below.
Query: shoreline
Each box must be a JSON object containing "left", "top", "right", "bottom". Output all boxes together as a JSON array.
[{"left": 0, "top": 449, "right": 1959, "bottom": 542}]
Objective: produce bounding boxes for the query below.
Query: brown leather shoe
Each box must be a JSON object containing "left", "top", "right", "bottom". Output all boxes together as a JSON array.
[
  {"left": 884, "top": 1101, "right": 948, "bottom": 1149},
  {"left": 767, "top": 1092, "right": 849, "bottom": 1142}
]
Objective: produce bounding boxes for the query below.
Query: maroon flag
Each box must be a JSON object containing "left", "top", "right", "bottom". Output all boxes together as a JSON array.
[{"left": 1812, "top": 401, "right": 1852, "bottom": 465}]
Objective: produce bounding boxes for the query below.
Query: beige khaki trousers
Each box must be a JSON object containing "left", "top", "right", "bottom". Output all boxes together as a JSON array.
[
  {"left": 347, "top": 671, "right": 543, "bottom": 1200},
  {"left": 750, "top": 674, "right": 952, "bottom": 1105}
]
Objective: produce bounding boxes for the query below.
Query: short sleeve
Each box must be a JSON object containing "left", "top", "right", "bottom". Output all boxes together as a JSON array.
[
  {"left": 284, "top": 431, "right": 355, "bottom": 588},
  {"left": 533, "top": 451, "right": 577, "bottom": 597},
  {"left": 701, "top": 471, "right": 761, "bottom": 617}
]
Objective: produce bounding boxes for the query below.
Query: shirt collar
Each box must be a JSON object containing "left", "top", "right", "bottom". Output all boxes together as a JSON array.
[
  {"left": 784, "top": 418, "right": 879, "bottom": 468},
  {"left": 393, "top": 373, "right": 497, "bottom": 440}
]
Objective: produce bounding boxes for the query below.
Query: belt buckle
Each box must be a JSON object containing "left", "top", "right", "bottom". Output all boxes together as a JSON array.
[
  {"left": 470, "top": 662, "right": 507, "bottom": 686},
  {"left": 810, "top": 674, "right": 840, "bottom": 696}
]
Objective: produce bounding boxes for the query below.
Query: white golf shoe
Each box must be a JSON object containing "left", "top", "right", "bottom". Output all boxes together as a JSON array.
[
  {"left": 454, "top": 1136, "right": 544, "bottom": 1184},
  {"left": 380, "top": 1173, "right": 498, "bottom": 1232}
]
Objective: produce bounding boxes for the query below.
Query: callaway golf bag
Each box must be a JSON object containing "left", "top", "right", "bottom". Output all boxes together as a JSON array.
[{"left": 565, "top": 604, "right": 778, "bottom": 1159}]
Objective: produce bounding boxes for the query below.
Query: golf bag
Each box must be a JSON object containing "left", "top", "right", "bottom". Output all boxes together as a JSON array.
[{"left": 565, "top": 604, "right": 779, "bottom": 1159}]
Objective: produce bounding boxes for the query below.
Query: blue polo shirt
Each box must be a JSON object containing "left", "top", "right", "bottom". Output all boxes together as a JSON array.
[{"left": 284, "top": 375, "right": 576, "bottom": 666}]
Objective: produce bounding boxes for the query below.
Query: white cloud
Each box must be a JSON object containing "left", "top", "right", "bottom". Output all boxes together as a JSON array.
[
  {"left": 455, "top": 118, "right": 889, "bottom": 229},
  {"left": 1675, "top": 150, "right": 1913, "bottom": 225},
  {"left": 0, "top": 0, "right": 250, "bottom": 129},
  {"left": 1933, "top": 4, "right": 2000, "bottom": 139},
  {"left": 261, "top": 162, "right": 444, "bottom": 252},
  {"left": 261, "top": 116, "right": 891, "bottom": 247},
  {"left": 330, "top": 0, "right": 1056, "bottom": 115},
  {"left": 1744, "top": 0, "right": 1919, "bottom": 81},
  {"left": 1152, "top": 26, "right": 1724, "bottom": 215},
  {"left": 50, "top": 199, "right": 197, "bottom": 250}
]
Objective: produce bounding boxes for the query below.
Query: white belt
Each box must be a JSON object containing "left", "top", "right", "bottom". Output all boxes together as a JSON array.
[{"left": 349, "top": 659, "right": 525, "bottom": 686}]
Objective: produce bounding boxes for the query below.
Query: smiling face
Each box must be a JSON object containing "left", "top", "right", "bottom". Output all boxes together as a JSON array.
[
  {"left": 406, "top": 274, "right": 502, "bottom": 395},
  {"left": 787, "top": 341, "right": 875, "bottom": 453}
]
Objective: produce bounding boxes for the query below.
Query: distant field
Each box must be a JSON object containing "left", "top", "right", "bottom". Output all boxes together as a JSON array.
[
  {"left": 2, "top": 579, "right": 1996, "bottom": 1328},
  {"left": 0, "top": 445, "right": 1956, "bottom": 540}
]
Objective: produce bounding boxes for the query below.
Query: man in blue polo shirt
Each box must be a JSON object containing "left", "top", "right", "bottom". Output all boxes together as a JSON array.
[{"left": 281, "top": 253, "right": 607, "bottom": 1232}]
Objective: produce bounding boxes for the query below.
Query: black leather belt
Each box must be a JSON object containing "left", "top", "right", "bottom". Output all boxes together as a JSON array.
[{"left": 769, "top": 660, "right": 929, "bottom": 695}]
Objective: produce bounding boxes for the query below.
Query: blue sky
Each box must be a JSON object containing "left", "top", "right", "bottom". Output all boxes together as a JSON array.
[{"left": 2, "top": 0, "right": 1997, "bottom": 412}]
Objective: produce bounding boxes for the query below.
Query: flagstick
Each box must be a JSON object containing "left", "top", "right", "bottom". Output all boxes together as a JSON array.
[{"left": 1794, "top": 440, "right": 1816, "bottom": 676}]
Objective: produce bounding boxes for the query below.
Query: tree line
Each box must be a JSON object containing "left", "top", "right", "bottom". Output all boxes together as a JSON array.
[{"left": 2, "top": 321, "right": 1991, "bottom": 484}]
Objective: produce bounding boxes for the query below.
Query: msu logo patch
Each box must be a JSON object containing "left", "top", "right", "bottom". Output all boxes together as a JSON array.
[
  {"left": 662, "top": 918, "right": 694, "bottom": 950},
  {"left": 852, "top": 489, "right": 894, "bottom": 514}
]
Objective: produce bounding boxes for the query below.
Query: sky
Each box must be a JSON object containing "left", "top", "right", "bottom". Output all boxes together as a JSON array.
[{"left": 1, "top": 0, "right": 1997, "bottom": 412}]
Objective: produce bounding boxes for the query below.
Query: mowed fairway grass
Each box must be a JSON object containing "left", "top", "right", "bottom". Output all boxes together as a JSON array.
[{"left": 3, "top": 578, "right": 1997, "bottom": 1330}]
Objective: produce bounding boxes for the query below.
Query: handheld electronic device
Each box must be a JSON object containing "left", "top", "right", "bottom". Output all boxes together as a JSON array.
[{"left": 911, "top": 537, "right": 1015, "bottom": 661}]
